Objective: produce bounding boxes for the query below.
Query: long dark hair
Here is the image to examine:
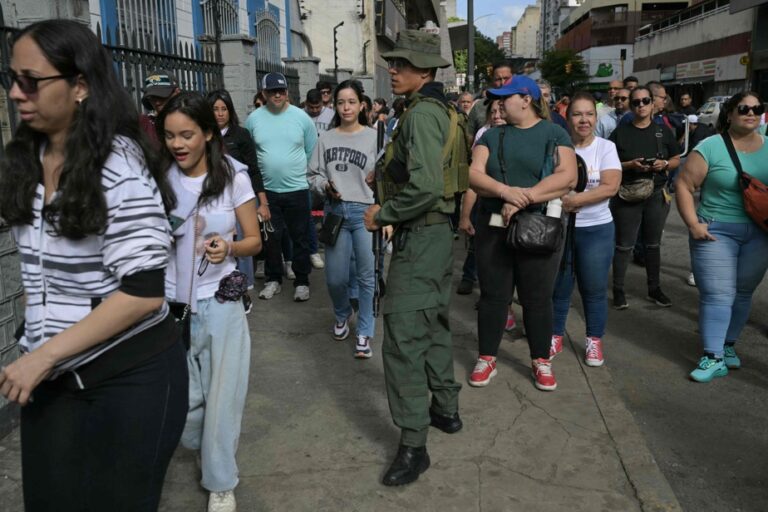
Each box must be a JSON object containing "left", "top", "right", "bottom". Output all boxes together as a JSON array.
[
  {"left": 157, "top": 92, "right": 234, "bottom": 206},
  {"left": 717, "top": 91, "right": 763, "bottom": 134},
  {"left": 330, "top": 80, "right": 368, "bottom": 128},
  {"left": 0, "top": 19, "right": 173, "bottom": 238},
  {"left": 207, "top": 89, "right": 239, "bottom": 127}
]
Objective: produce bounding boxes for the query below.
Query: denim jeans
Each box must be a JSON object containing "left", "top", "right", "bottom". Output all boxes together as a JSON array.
[
  {"left": 553, "top": 222, "right": 615, "bottom": 338},
  {"left": 324, "top": 201, "right": 375, "bottom": 337},
  {"left": 182, "top": 298, "right": 251, "bottom": 492},
  {"left": 264, "top": 189, "right": 311, "bottom": 286},
  {"left": 475, "top": 211, "right": 564, "bottom": 359},
  {"left": 610, "top": 187, "right": 670, "bottom": 291},
  {"left": 690, "top": 218, "right": 768, "bottom": 357},
  {"left": 21, "top": 340, "right": 188, "bottom": 511}
]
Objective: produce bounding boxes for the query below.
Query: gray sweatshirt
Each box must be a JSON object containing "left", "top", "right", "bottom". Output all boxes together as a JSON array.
[{"left": 308, "top": 127, "right": 377, "bottom": 204}]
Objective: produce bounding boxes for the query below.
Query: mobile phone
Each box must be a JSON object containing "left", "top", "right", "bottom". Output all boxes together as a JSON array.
[{"left": 642, "top": 158, "right": 657, "bottom": 166}]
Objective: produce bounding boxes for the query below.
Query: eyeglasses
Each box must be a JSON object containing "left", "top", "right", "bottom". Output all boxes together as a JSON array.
[
  {"left": 614, "top": 96, "right": 628, "bottom": 102},
  {"left": 0, "top": 69, "right": 73, "bottom": 95},
  {"left": 737, "top": 104, "right": 765, "bottom": 116},
  {"left": 630, "top": 97, "right": 652, "bottom": 108},
  {"left": 386, "top": 58, "right": 411, "bottom": 71}
]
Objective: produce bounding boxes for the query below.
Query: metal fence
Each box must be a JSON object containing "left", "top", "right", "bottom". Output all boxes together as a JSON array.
[{"left": 201, "top": 0, "right": 239, "bottom": 36}]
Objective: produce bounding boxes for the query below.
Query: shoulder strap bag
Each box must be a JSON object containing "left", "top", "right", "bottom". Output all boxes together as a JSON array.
[{"left": 722, "top": 132, "right": 768, "bottom": 232}]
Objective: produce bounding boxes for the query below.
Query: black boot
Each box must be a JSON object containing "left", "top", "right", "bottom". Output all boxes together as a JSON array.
[
  {"left": 382, "top": 445, "right": 430, "bottom": 486},
  {"left": 429, "top": 408, "right": 463, "bottom": 434}
]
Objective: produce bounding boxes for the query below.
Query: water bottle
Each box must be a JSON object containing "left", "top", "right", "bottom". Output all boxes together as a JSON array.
[{"left": 546, "top": 197, "right": 562, "bottom": 218}]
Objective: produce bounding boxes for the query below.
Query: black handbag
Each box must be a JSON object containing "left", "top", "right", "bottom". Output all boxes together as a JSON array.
[
  {"left": 496, "top": 128, "right": 563, "bottom": 255},
  {"left": 318, "top": 212, "right": 344, "bottom": 246},
  {"left": 168, "top": 301, "right": 191, "bottom": 350}
]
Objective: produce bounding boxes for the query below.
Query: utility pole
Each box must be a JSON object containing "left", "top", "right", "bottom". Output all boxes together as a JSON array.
[
  {"left": 333, "top": 21, "right": 344, "bottom": 82},
  {"left": 467, "top": 0, "right": 474, "bottom": 92}
]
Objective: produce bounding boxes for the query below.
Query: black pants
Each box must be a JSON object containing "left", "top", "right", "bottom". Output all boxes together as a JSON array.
[
  {"left": 475, "top": 212, "right": 564, "bottom": 360},
  {"left": 264, "top": 189, "right": 311, "bottom": 286},
  {"left": 610, "top": 187, "right": 670, "bottom": 292},
  {"left": 21, "top": 341, "right": 189, "bottom": 512}
]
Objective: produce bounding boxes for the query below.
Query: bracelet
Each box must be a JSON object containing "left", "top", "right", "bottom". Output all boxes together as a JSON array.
[{"left": 227, "top": 242, "right": 235, "bottom": 258}]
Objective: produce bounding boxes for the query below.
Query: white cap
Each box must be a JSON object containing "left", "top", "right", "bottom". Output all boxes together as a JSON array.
[{"left": 687, "top": 114, "right": 699, "bottom": 124}]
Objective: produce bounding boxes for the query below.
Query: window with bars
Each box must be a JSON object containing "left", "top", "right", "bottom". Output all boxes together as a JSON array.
[
  {"left": 201, "top": 0, "right": 240, "bottom": 36},
  {"left": 254, "top": 9, "right": 280, "bottom": 63},
  {"left": 114, "top": 0, "right": 177, "bottom": 45}
]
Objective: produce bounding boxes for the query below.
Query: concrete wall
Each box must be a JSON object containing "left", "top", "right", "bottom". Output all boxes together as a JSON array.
[
  {"left": 0, "top": 225, "right": 25, "bottom": 438},
  {"left": 580, "top": 44, "right": 634, "bottom": 83}
]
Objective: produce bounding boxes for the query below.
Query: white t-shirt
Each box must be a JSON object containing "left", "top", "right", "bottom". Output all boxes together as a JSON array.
[
  {"left": 574, "top": 137, "right": 621, "bottom": 228},
  {"left": 166, "top": 164, "right": 255, "bottom": 305}
]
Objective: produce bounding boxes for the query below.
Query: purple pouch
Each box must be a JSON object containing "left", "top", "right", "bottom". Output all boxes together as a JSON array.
[{"left": 214, "top": 270, "right": 248, "bottom": 303}]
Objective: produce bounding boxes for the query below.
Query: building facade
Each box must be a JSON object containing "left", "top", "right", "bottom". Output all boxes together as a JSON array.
[
  {"left": 514, "top": 3, "right": 540, "bottom": 59},
  {"left": 497, "top": 30, "right": 513, "bottom": 57},
  {"left": 538, "top": 0, "right": 580, "bottom": 55}
]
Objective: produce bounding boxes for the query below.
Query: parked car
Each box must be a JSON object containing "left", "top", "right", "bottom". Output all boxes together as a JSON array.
[{"left": 697, "top": 96, "right": 731, "bottom": 129}]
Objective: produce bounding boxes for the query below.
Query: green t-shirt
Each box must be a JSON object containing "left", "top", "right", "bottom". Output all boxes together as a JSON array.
[
  {"left": 477, "top": 120, "right": 573, "bottom": 213},
  {"left": 695, "top": 134, "right": 768, "bottom": 223}
]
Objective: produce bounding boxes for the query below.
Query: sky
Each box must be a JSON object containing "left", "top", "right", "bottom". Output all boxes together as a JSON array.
[{"left": 456, "top": 0, "right": 528, "bottom": 40}]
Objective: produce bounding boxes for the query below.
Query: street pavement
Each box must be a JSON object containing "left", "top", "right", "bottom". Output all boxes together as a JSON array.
[{"left": 0, "top": 237, "right": 686, "bottom": 512}]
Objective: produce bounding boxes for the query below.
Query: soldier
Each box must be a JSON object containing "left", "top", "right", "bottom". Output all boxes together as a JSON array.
[{"left": 363, "top": 29, "right": 464, "bottom": 486}]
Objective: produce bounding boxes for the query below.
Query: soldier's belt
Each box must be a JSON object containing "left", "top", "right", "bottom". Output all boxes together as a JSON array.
[{"left": 402, "top": 212, "right": 450, "bottom": 229}]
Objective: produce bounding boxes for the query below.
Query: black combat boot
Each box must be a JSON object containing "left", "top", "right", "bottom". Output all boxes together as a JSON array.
[
  {"left": 429, "top": 408, "right": 463, "bottom": 434},
  {"left": 382, "top": 445, "right": 430, "bottom": 486}
]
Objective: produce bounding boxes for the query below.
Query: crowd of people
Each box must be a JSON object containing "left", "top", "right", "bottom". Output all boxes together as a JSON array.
[{"left": 0, "top": 18, "right": 766, "bottom": 511}]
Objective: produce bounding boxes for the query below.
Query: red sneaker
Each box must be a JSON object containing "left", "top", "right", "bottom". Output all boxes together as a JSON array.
[
  {"left": 585, "top": 337, "right": 604, "bottom": 367},
  {"left": 504, "top": 311, "right": 517, "bottom": 331},
  {"left": 550, "top": 335, "right": 563, "bottom": 359},
  {"left": 531, "top": 358, "right": 557, "bottom": 391},
  {"left": 469, "top": 356, "right": 497, "bottom": 387}
]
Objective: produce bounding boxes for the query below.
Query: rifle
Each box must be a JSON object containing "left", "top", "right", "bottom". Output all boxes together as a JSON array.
[{"left": 372, "top": 122, "right": 387, "bottom": 317}]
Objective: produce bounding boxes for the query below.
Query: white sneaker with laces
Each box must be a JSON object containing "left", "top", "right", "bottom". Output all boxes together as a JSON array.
[
  {"left": 254, "top": 260, "right": 265, "bottom": 279},
  {"left": 333, "top": 318, "right": 350, "bottom": 340},
  {"left": 284, "top": 261, "right": 296, "bottom": 280},
  {"left": 258, "top": 281, "right": 281, "bottom": 300},
  {"left": 294, "top": 285, "right": 310, "bottom": 302},
  {"left": 354, "top": 335, "right": 373, "bottom": 359},
  {"left": 310, "top": 253, "right": 325, "bottom": 269},
  {"left": 208, "top": 490, "right": 236, "bottom": 512}
]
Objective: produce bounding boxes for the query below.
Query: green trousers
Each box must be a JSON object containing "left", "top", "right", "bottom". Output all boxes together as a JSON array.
[{"left": 382, "top": 222, "right": 462, "bottom": 447}]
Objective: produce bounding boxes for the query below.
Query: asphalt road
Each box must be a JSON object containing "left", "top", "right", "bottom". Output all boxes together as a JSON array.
[{"left": 568, "top": 202, "right": 768, "bottom": 511}]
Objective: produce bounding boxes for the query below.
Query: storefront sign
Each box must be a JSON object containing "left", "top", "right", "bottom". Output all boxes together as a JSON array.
[{"left": 676, "top": 59, "right": 716, "bottom": 79}]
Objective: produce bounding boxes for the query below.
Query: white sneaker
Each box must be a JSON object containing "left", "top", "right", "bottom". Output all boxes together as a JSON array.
[
  {"left": 255, "top": 260, "right": 265, "bottom": 279},
  {"left": 208, "top": 490, "right": 236, "bottom": 512},
  {"left": 310, "top": 253, "right": 325, "bottom": 269},
  {"left": 354, "top": 335, "right": 373, "bottom": 359},
  {"left": 686, "top": 272, "right": 696, "bottom": 287},
  {"left": 284, "top": 261, "right": 296, "bottom": 280},
  {"left": 333, "top": 318, "right": 350, "bottom": 340},
  {"left": 259, "top": 281, "right": 281, "bottom": 300},
  {"left": 294, "top": 285, "right": 310, "bottom": 302}
]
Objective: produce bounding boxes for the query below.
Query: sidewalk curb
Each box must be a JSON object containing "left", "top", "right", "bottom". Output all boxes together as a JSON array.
[{"left": 565, "top": 313, "right": 683, "bottom": 512}]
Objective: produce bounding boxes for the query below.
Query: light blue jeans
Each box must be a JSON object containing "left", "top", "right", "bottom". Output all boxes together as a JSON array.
[
  {"left": 324, "top": 201, "right": 375, "bottom": 337},
  {"left": 182, "top": 297, "right": 251, "bottom": 492},
  {"left": 690, "top": 218, "right": 768, "bottom": 357}
]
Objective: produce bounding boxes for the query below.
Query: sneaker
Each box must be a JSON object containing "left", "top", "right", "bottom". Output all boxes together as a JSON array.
[
  {"left": 242, "top": 293, "right": 253, "bottom": 314},
  {"left": 724, "top": 344, "right": 741, "bottom": 369},
  {"left": 689, "top": 356, "right": 728, "bottom": 383},
  {"left": 310, "top": 252, "right": 325, "bottom": 269},
  {"left": 468, "top": 356, "right": 497, "bottom": 387},
  {"left": 208, "top": 490, "right": 236, "bottom": 512},
  {"left": 613, "top": 288, "right": 628, "bottom": 310},
  {"left": 456, "top": 279, "right": 474, "bottom": 295},
  {"left": 504, "top": 310, "right": 517, "bottom": 332},
  {"left": 686, "top": 272, "right": 696, "bottom": 287},
  {"left": 647, "top": 288, "right": 672, "bottom": 307},
  {"left": 258, "top": 281, "right": 281, "bottom": 300},
  {"left": 255, "top": 260, "right": 265, "bottom": 279},
  {"left": 293, "top": 285, "right": 310, "bottom": 302},
  {"left": 354, "top": 335, "right": 373, "bottom": 359},
  {"left": 284, "top": 261, "right": 296, "bottom": 280},
  {"left": 531, "top": 358, "right": 557, "bottom": 391},
  {"left": 585, "top": 336, "right": 604, "bottom": 367},
  {"left": 333, "top": 318, "right": 350, "bottom": 341},
  {"left": 550, "top": 335, "right": 563, "bottom": 359}
]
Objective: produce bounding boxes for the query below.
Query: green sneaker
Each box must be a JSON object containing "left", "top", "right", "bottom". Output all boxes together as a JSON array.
[
  {"left": 689, "top": 356, "right": 728, "bottom": 383},
  {"left": 724, "top": 345, "right": 741, "bottom": 369}
]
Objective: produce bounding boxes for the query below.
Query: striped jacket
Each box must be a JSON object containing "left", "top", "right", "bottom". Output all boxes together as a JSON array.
[{"left": 12, "top": 136, "right": 172, "bottom": 379}]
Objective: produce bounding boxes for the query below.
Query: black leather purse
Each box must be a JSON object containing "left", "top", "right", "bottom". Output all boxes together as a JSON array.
[{"left": 168, "top": 301, "right": 190, "bottom": 350}]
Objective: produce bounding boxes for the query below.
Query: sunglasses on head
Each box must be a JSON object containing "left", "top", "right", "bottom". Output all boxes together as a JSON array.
[
  {"left": 614, "top": 96, "right": 628, "bottom": 102},
  {"left": 0, "top": 69, "right": 74, "bottom": 95},
  {"left": 630, "top": 97, "right": 652, "bottom": 108},
  {"left": 736, "top": 104, "right": 765, "bottom": 116}
]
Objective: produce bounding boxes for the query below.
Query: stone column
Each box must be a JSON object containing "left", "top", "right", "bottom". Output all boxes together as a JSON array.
[
  {"left": 284, "top": 56, "right": 320, "bottom": 101},
  {"left": 218, "top": 34, "right": 259, "bottom": 122}
]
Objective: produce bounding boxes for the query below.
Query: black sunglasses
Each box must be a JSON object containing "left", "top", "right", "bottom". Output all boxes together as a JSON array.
[
  {"left": 197, "top": 239, "right": 219, "bottom": 276},
  {"left": 736, "top": 104, "right": 765, "bottom": 116},
  {"left": 630, "top": 97, "right": 652, "bottom": 108},
  {"left": 614, "top": 96, "right": 629, "bottom": 102},
  {"left": 0, "top": 69, "right": 73, "bottom": 95}
]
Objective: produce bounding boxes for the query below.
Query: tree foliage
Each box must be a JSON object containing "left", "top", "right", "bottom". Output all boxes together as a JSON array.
[
  {"left": 451, "top": 27, "right": 506, "bottom": 90},
  {"left": 539, "top": 48, "right": 589, "bottom": 92}
]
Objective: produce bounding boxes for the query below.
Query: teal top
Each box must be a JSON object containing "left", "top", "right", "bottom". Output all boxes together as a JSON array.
[
  {"left": 244, "top": 105, "right": 318, "bottom": 193},
  {"left": 695, "top": 134, "right": 768, "bottom": 223}
]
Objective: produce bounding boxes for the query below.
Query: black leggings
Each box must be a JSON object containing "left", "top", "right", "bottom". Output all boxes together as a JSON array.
[
  {"left": 475, "top": 212, "right": 564, "bottom": 360},
  {"left": 21, "top": 340, "right": 189, "bottom": 512}
]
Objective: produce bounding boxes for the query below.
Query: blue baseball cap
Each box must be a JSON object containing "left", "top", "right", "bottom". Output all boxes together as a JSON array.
[
  {"left": 261, "top": 72, "right": 288, "bottom": 91},
  {"left": 487, "top": 75, "right": 541, "bottom": 101}
]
